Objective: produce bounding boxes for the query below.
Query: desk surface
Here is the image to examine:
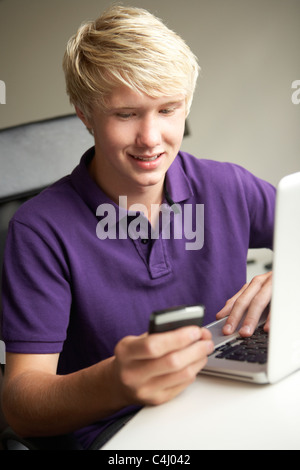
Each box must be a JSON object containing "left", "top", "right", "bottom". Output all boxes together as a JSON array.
[{"left": 103, "top": 371, "right": 300, "bottom": 450}]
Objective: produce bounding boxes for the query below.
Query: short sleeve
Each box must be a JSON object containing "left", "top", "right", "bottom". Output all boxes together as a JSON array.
[
  {"left": 232, "top": 164, "right": 276, "bottom": 250},
  {"left": 1, "top": 219, "right": 72, "bottom": 354}
]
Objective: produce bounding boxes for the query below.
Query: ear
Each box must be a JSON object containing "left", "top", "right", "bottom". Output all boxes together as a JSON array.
[{"left": 75, "top": 106, "right": 92, "bottom": 129}]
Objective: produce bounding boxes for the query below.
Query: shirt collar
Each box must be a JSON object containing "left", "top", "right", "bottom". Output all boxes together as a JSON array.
[
  {"left": 164, "top": 152, "right": 194, "bottom": 204},
  {"left": 71, "top": 147, "right": 117, "bottom": 215}
]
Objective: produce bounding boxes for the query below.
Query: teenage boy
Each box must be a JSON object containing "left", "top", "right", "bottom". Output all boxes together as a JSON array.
[{"left": 1, "top": 6, "right": 274, "bottom": 449}]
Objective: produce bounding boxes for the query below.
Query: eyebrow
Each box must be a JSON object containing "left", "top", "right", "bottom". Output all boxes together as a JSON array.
[{"left": 108, "top": 99, "right": 185, "bottom": 112}]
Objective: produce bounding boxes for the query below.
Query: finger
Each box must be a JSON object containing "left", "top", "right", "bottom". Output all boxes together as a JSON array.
[
  {"left": 263, "top": 312, "right": 271, "bottom": 332},
  {"left": 216, "top": 284, "right": 249, "bottom": 319},
  {"left": 222, "top": 272, "right": 272, "bottom": 335},
  {"left": 121, "top": 335, "right": 214, "bottom": 385},
  {"left": 238, "top": 277, "right": 272, "bottom": 336},
  {"left": 137, "top": 357, "right": 208, "bottom": 406},
  {"left": 117, "top": 326, "right": 207, "bottom": 361},
  {"left": 147, "top": 338, "right": 214, "bottom": 378}
]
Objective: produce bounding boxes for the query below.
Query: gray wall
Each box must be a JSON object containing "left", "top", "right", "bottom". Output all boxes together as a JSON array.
[{"left": 0, "top": 0, "right": 299, "bottom": 186}]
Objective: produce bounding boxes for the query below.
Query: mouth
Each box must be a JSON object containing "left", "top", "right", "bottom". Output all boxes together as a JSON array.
[{"left": 129, "top": 153, "right": 163, "bottom": 162}]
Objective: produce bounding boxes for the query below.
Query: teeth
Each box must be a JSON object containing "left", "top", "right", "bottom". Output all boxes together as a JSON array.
[{"left": 132, "top": 154, "right": 161, "bottom": 161}]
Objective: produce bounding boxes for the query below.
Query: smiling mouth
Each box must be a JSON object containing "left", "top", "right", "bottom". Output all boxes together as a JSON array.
[{"left": 130, "top": 153, "right": 163, "bottom": 162}]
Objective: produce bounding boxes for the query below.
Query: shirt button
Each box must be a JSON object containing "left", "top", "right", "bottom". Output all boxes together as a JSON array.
[{"left": 141, "top": 239, "right": 149, "bottom": 244}]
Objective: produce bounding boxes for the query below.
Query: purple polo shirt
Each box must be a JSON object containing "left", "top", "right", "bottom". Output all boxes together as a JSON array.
[{"left": 1, "top": 148, "right": 275, "bottom": 447}]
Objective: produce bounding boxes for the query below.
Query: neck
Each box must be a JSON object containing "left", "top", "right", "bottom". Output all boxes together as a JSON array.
[{"left": 125, "top": 185, "right": 164, "bottom": 226}]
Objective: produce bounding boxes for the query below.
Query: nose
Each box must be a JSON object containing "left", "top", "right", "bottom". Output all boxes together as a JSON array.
[{"left": 135, "top": 115, "right": 162, "bottom": 149}]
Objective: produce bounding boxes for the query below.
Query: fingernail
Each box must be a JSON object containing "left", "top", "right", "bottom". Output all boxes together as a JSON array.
[
  {"left": 240, "top": 325, "right": 251, "bottom": 336},
  {"left": 223, "top": 324, "right": 233, "bottom": 335}
]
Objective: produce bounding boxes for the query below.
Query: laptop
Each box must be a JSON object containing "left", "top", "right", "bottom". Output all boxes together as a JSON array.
[{"left": 201, "top": 171, "right": 300, "bottom": 384}]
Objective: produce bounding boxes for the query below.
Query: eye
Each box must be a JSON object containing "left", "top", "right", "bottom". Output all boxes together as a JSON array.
[
  {"left": 116, "top": 113, "right": 134, "bottom": 119},
  {"left": 159, "top": 108, "right": 174, "bottom": 115},
  {"left": 115, "top": 110, "right": 139, "bottom": 120}
]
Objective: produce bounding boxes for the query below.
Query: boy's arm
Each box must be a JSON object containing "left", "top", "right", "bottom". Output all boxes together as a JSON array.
[{"left": 2, "top": 326, "right": 214, "bottom": 438}]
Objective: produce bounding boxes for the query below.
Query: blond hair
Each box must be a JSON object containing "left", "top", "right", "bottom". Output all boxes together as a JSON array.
[{"left": 63, "top": 5, "right": 199, "bottom": 118}]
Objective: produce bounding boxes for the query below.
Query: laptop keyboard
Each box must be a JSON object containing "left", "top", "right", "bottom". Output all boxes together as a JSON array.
[{"left": 214, "top": 325, "right": 268, "bottom": 365}]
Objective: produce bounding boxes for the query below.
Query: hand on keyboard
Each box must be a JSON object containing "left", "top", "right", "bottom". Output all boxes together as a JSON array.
[{"left": 216, "top": 272, "right": 272, "bottom": 337}]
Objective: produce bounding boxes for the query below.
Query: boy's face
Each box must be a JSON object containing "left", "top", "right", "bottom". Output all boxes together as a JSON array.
[{"left": 78, "top": 86, "right": 186, "bottom": 202}]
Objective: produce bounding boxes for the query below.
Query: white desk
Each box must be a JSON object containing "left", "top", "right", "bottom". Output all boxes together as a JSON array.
[{"left": 103, "top": 371, "right": 300, "bottom": 450}]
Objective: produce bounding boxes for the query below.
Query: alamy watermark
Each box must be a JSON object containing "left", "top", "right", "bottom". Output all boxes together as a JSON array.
[
  {"left": 291, "top": 80, "right": 300, "bottom": 105},
  {"left": 0, "top": 80, "right": 6, "bottom": 104},
  {"left": 0, "top": 340, "right": 5, "bottom": 365},
  {"left": 96, "top": 196, "right": 204, "bottom": 251}
]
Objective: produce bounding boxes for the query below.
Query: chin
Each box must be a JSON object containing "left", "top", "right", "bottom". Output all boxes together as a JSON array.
[{"left": 136, "top": 174, "right": 164, "bottom": 188}]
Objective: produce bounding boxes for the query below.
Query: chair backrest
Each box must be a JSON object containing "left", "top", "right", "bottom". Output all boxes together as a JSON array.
[
  {"left": 0, "top": 114, "right": 93, "bottom": 199},
  {"left": 0, "top": 114, "right": 93, "bottom": 434}
]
